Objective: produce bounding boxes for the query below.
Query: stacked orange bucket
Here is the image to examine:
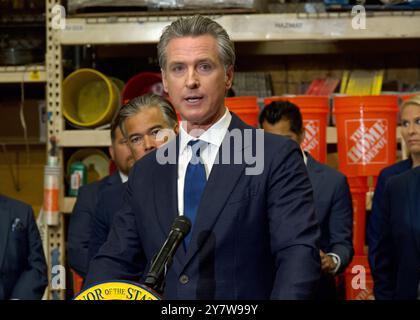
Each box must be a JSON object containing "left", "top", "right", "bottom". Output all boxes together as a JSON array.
[
  {"left": 333, "top": 95, "right": 399, "bottom": 300},
  {"left": 264, "top": 96, "right": 329, "bottom": 163},
  {"left": 225, "top": 96, "right": 260, "bottom": 128},
  {"left": 333, "top": 95, "right": 399, "bottom": 177},
  {"left": 333, "top": 95, "right": 399, "bottom": 254}
]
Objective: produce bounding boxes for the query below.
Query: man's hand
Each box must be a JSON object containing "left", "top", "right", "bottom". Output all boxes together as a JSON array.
[{"left": 320, "top": 250, "right": 337, "bottom": 274}]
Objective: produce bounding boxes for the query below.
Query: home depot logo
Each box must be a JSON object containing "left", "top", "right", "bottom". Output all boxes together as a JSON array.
[
  {"left": 302, "top": 120, "right": 320, "bottom": 157},
  {"left": 345, "top": 119, "right": 388, "bottom": 165}
]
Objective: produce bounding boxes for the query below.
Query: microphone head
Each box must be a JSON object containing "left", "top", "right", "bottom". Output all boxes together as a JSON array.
[{"left": 173, "top": 216, "right": 191, "bottom": 235}]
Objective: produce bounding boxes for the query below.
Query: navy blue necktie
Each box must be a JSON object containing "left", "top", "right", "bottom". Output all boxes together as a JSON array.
[{"left": 184, "top": 140, "right": 207, "bottom": 248}]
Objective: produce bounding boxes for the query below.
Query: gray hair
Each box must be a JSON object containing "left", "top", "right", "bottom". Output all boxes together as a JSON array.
[
  {"left": 117, "top": 93, "right": 178, "bottom": 137},
  {"left": 157, "top": 15, "right": 235, "bottom": 71}
]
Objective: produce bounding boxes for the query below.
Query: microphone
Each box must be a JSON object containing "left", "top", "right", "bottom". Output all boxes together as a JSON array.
[{"left": 144, "top": 216, "right": 191, "bottom": 294}]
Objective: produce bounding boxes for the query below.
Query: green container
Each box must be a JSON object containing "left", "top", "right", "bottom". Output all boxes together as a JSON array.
[{"left": 68, "top": 161, "right": 87, "bottom": 197}]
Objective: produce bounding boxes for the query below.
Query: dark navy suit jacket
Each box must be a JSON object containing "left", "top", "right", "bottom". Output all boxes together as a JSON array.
[
  {"left": 371, "top": 166, "right": 420, "bottom": 299},
  {"left": 67, "top": 172, "right": 122, "bottom": 279},
  {"left": 88, "top": 182, "right": 147, "bottom": 278},
  {"left": 85, "top": 113, "right": 321, "bottom": 299},
  {"left": 88, "top": 182, "right": 127, "bottom": 261},
  {"left": 306, "top": 153, "right": 354, "bottom": 299},
  {"left": 367, "top": 159, "right": 412, "bottom": 270},
  {"left": 0, "top": 195, "right": 47, "bottom": 300}
]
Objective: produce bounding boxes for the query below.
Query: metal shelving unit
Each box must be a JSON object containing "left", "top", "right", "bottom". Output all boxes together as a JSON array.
[
  {"left": 59, "top": 126, "right": 403, "bottom": 213},
  {"left": 0, "top": 137, "right": 45, "bottom": 145},
  {"left": 42, "top": 0, "right": 65, "bottom": 300},
  {"left": 56, "top": 126, "right": 402, "bottom": 148},
  {"left": 59, "top": 12, "right": 420, "bottom": 45},
  {"left": 0, "top": 65, "right": 46, "bottom": 83},
  {"left": 58, "top": 129, "right": 110, "bottom": 147},
  {"left": 52, "top": 11, "right": 418, "bottom": 149}
]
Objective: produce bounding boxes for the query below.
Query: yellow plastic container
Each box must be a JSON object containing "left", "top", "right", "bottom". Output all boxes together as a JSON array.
[{"left": 63, "top": 68, "right": 120, "bottom": 128}]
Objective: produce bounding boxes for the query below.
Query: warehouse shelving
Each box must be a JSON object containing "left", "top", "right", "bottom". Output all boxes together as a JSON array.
[
  {"left": 59, "top": 12, "right": 420, "bottom": 45},
  {"left": 0, "top": 137, "right": 45, "bottom": 145},
  {"left": 59, "top": 126, "right": 402, "bottom": 213},
  {"left": 56, "top": 126, "right": 402, "bottom": 148},
  {"left": 0, "top": 65, "right": 46, "bottom": 83},
  {"left": 52, "top": 10, "right": 417, "bottom": 154},
  {"left": 44, "top": 0, "right": 420, "bottom": 299},
  {"left": 58, "top": 129, "right": 110, "bottom": 147},
  {"left": 0, "top": 65, "right": 46, "bottom": 146},
  {"left": 51, "top": 11, "right": 419, "bottom": 151}
]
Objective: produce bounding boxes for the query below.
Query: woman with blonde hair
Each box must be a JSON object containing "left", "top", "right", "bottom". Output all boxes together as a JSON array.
[{"left": 369, "top": 95, "right": 420, "bottom": 299}]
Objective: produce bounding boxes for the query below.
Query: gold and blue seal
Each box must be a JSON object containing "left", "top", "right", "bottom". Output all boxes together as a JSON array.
[{"left": 73, "top": 280, "right": 160, "bottom": 300}]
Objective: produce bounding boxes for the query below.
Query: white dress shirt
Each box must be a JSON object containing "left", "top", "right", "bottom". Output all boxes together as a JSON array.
[
  {"left": 119, "top": 171, "right": 128, "bottom": 183},
  {"left": 177, "top": 108, "right": 232, "bottom": 216}
]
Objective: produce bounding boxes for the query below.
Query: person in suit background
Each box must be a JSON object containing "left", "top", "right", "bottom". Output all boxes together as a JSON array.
[
  {"left": 88, "top": 94, "right": 179, "bottom": 262},
  {"left": 0, "top": 195, "right": 47, "bottom": 299},
  {"left": 67, "top": 112, "right": 135, "bottom": 280},
  {"left": 260, "top": 100, "right": 354, "bottom": 299},
  {"left": 368, "top": 95, "right": 420, "bottom": 274},
  {"left": 85, "top": 15, "right": 320, "bottom": 299},
  {"left": 370, "top": 165, "right": 420, "bottom": 299}
]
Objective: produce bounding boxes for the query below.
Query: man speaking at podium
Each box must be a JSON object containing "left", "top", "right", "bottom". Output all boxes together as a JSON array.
[{"left": 85, "top": 15, "right": 321, "bottom": 299}]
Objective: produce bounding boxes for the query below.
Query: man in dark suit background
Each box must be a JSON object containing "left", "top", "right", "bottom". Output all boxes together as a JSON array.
[
  {"left": 88, "top": 94, "right": 179, "bottom": 261},
  {"left": 260, "top": 100, "right": 354, "bottom": 299},
  {"left": 67, "top": 113, "right": 134, "bottom": 280},
  {"left": 370, "top": 166, "right": 420, "bottom": 299},
  {"left": 85, "top": 15, "right": 320, "bottom": 299},
  {"left": 0, "top": 195, "right": 47, "bottom": 299}
]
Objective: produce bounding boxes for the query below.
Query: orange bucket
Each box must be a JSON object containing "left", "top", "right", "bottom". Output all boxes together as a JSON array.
[
  {"left": 344, "top": 255, "right": 374, "bottom": 300},
  {"left": 225, "top": 96, "right": 259, "bottom": 127},
  {"left": 400, "top": 92, "right": 420, "bottom": 103},
  {"left": 333, "top": 95, "right": 398, "bottom": 176},
  {"left": 71, "top": 269, "right": 84, "bottom": 296},
  {"left": 264, "top": 96, "right": 329, "bottom": 163},
  {"left": 348, "top": 176, "right": 368, "bottom": 256}
]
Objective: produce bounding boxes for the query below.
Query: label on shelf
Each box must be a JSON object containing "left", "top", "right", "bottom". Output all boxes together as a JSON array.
[{"left": 29, "top": 70, "right": 40, "bottom": 81}]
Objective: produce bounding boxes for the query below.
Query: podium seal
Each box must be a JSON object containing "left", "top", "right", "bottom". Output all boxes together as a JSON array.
[{"left": 73, "top": 280, "right": 160, "bottom": 300}]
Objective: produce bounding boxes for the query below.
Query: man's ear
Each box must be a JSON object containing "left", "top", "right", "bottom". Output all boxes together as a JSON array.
[
  {"left": 109, "top": 145, "right": 115, "bottom": 162},
  {"left": 225, "top": 65, "right": 234, "bottom": 90},
  {"left": 174, "top": 123, "right": 179, "bottom": 135},
  {"left": 161, "top": 68, "right": 168, "bottom": 93},
  {"left": 299, "top": 129, "right": 306, "bottom": 145}
]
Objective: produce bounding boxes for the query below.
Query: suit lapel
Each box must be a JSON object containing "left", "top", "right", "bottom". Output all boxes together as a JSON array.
[
  {"left": 183, "top": 114, "right": 249, "bottom": 268},
  {"left": 0, "top": 197, "right": 11, "bottom": 269},
  {"left": 152, "top": 137, "right": 186, "bottom": 266}
]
